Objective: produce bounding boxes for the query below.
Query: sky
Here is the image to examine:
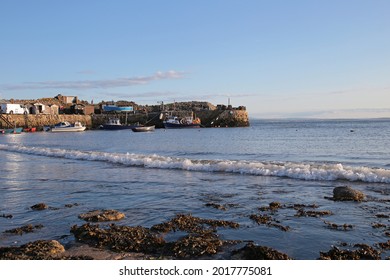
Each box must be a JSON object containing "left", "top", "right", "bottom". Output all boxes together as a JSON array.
[{"left": 0, "top": 0, "right": 389, "bottom": 118}]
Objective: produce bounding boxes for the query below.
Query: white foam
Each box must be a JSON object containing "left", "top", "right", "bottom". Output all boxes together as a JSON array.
[{"left": 1, "top": 144, "right": 390, "bottom": 183}]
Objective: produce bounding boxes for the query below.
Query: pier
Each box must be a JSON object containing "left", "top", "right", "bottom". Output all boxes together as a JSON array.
[{"left": 0, "top": 108, "right": 249, "bottom": 130}]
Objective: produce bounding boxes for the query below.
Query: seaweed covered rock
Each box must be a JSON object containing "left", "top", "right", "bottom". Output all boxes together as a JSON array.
[
  {"left": 296, "top": 209, "right": 333, "bottom": 217},
  {"left": 319, "top": 244, "right": 381, "bottom": 260},
  {"left": 4, "top": 224, "right": 44, "bottom": 235},
  {"left": 377, "top": 240, "right": 390, "bottom": 250},
  {"left": 150, "top": 214, "right": 239, "bottom": 234},
  {"left": 1, "top": 213, "right": 13, "bottom": 219},
  {"left": 205, "top": 203, "right": 227, "bottom": 211},
  {"left": 78, "top": 209, "right": 125, "bottom": 222},
  {"left": 171, "top": 232, "right": 224, "bottom": 258},
  {"left": 249, "top": 214, "right": 272, "bottom": 224},
  {"left": 71, "top": 214, "right": 241, "bottom": 259},
  {"left": 0, "top": 240, "right": 65, "bottom": 260},
  {"left": 150, "top": 214, "right": 239, "bottom": 258},
  {"left": 71, "top": 223, "right": 165, "bottom": 253},
  {"left": 231, "top": 242, "right": 292, "bottom": 260},
  {"left": 333, "top": 186, "right": 365, "bottom": 202},
  {"left": 31, "top": 203, "right": 48, "bottom": 210},
  {"left": 269, "top": 201, "right": 282, "bottom": 210}
]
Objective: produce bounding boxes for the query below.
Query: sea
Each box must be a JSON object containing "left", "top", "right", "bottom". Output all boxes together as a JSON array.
[{"left": 1, "top": 118, "right": 390, "bottom": 260}]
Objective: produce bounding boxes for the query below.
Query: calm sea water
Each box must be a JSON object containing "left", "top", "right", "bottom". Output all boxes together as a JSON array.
[{"left": 1, "top": 118, "right": 390, "bottom": 259}]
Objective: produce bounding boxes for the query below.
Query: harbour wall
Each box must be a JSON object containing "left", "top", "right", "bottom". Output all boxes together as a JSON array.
[
  {"left": 0, "top": 109, "right": 249, "bottom": 130},
  {"left": 0, "top": 114, "right": 93, "bottom": 130}
]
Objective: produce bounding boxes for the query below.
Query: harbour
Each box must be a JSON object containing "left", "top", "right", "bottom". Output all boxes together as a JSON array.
[{"left": 0, "top": 95, "right": 250, "bottom": 132}]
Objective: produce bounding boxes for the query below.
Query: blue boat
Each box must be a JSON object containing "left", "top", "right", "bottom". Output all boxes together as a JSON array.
[
  {"left": 102, "top": 105, "right": 133, "bottom": 113},
  {"left": 100, "top": 118, "right": 138, "bottom": 130},
  {"left": 0, "top": 127, "right": 23, "bottom": 134}
]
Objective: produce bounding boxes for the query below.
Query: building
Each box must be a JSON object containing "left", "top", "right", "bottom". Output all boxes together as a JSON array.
[
  {"left": 70, "top": 104, "right": 95, "bottom": 115},
  {"left": 25, "top": 103, "right": 59, "bottom": 115},
  {"left": 55, "top": 94, "right": 78, "bottom": 104}
]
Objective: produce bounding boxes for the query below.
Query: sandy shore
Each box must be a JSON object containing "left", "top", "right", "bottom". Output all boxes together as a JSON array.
[{"left": 1, "top": 187, "right": 389, "bottom": 260}]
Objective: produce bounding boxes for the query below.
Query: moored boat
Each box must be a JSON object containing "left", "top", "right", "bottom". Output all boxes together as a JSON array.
[
  {"left": 163, "top": 115, "right": 201, "bottom": 129},
  {"left": 50, "top": 121, "right": 86, "bottom": 132},
  {"left": 0, "top": 127, "right": 23, "bottom": 134},
  {"left": 100, "top": 118, "right": 138, "bottom": 130},
  {"left": 131, "top": 125, "right": 155, "bottom": 132},
  {"left": 23, "top": 127, "right": 37, "bottom": 133}
]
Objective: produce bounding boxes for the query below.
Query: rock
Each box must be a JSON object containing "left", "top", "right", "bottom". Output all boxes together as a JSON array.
[
  {"left": 249, "top": 214, "right": 290, "bottom": 231},
  {"left": 0, "top": 240, "right": 65, "bottom": 260},
  {"left": 65, "top": 203, "right": 79, "bottom": 208},
  {"left": 150, "top": 214, "right": 239, "bottom": 234},
  {"left": 71, "top": 223, "right": 165, "bottom": 253},
  {"left": 231, "top": 242, "right": 292, "bottom": 260},
  {"left": 295, "top": 209, "right": 333, "bottom": 217},
  {"left": 1, "top": 213, "right": 13, "bottom": 219},
  {"left": 31, "top": 203, "right": 48, "bottom": 210},
  {"left": 78, "top": 209, "right": 125, "bottom": 222},
  {"left": 319, "top": 244, "right": 381, "bottom": 260},
  {"left": 269, "top": 201, "right": 281, "bottom": 210},
  {"left": 249, "top": 214, "right": 272, "bottom": 224},
  {"left": 323, "top": 220, "right": 354, "bottom": 231},
  {"left": 204, "top": 203, "right": 227, "bottom": 211},
  {"left": 377, "top": 240, "right": 390, "bottom": 250},
  {"left": 4, "top": 224, "right": 44, "bottom": 235},
  {"left": 172, "top": 232, "right": 224, "bottom": 258},
  {"left": 333, "top": 186, "right": 365, "bottom": 202}
]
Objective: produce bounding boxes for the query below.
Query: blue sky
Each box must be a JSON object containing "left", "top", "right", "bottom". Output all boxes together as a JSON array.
[{"left": 0, "top": 0, "right": 389, "bottom": 118}]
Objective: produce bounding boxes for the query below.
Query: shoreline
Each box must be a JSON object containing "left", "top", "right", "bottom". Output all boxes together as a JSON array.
[{"left": 1, "top": 186, "right": 389, "bottom": 260}]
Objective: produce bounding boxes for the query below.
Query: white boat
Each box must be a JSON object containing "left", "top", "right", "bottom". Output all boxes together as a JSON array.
[
  {"left": 131, "top": 125, "right": 155, "bottom": 132},
  {"left": 163, "top": 115, "right": 201, "bottom": 129},
  {"left": 50, "top": 121, "right": 86, "bottom": 132}
]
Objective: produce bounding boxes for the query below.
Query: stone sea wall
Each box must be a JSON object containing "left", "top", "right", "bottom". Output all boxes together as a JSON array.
[
  {"left": 0, "top": 114, "right": 93, "bottom": 130},
  {"left": 1, "top": 109, "right": 249, "bottom": 130}
]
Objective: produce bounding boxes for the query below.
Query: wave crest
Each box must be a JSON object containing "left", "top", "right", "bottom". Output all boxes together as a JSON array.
[{"left": 1, "top": 144, "right": 390, "bottom": 183}]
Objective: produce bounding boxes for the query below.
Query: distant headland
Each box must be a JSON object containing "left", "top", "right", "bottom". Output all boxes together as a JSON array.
[{"left": 0, "top": 94, "right": 249, "bottom": 130}]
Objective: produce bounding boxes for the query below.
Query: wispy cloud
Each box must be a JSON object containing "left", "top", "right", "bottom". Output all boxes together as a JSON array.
[
  {"left": 100, "top": 91, "right": 179, "bottom": 99},
  {"left": 0, "top": 71, "right": 184, "bottom": 91}
]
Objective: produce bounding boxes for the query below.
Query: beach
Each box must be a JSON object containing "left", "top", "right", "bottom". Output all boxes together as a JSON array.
[{"left": 1, "top": 119, "right": 390, "bottom": 260}]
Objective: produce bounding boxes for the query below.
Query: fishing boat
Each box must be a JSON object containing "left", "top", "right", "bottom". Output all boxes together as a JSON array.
[
  {"left": 0, "top": 127, "right": 23, "bottom": 134},
  {"left": 131, "top": 125, "right": 155, "bottom": 132},
  {"left": 100, "top": 118, "right": 138, "bottom": 130},
  {"left": 50, "top": 121, "right": 86, "bottom": 132},
  {"left": 163, "top": 115, "right": 201, "bottom": 129},
  {"left": 23, "top": 127, "right": 37, "bottom": 133}
]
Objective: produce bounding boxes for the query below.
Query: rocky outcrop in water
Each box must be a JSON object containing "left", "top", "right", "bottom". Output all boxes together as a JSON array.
[
  {"left": 333, "top": 186, "right": 366, "bottom": 202},
  {"left": 31, "top": 203, "right": 48, "bottom": 210},
  {"left": 78, "top": 209, "right": 125, "bottom": 222}
]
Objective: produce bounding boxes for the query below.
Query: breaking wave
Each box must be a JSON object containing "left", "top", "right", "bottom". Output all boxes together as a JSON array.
[{"left": 1, "top": 144, "right": 390, "bottom": 183}]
